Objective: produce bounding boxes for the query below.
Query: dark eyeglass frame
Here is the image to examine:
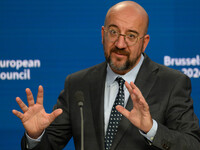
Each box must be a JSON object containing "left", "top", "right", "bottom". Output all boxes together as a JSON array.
[{"left": 104, "top": 28, "right": 146, "bottom": 46}]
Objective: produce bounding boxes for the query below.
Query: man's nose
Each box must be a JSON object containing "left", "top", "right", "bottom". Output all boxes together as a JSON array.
[{"left": 114, "top": 35, "right": 127, "bottom": 49}]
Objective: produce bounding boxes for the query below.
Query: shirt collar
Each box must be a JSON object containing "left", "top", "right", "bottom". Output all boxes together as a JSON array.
[{"left": 106, "top": 54, "right": 144, "bottom": 86}]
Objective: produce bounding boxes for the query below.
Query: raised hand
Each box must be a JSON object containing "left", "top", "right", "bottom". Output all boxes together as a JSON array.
[
  {"left": 12, "top": 85, "right": 63, "bottom": 139},
  {"left": 116, "top": 81, "right": 153, "bottom": 133}
]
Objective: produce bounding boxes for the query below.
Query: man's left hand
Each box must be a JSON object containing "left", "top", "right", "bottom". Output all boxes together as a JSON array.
[{"left": 116, "top": 81, "right": 153, "bottom": 133}]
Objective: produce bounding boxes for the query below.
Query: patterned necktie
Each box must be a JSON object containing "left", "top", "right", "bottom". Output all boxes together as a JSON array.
[{"left": 105, "top": 77, "right": 125, "bottom": 150}]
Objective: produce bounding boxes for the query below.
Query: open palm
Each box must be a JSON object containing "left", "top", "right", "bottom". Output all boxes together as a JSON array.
[
  {"left": 12, "top": 85, "right": 63, "bottom": 139},
  {"left": 116, "top": 81, "right": 153, "bottom": 133}
]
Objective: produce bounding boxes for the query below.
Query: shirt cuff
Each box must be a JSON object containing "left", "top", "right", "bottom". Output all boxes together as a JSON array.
[
  {"left": 139, "top": 119, "right": 158, "bottom": 142},
  {"left": 25, "top": 130, "right": 45, "bottom": 149}
]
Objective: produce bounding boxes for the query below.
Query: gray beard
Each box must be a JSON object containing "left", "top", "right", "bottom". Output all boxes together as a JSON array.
[
  {"left": 106, "top": 54, "right": 142, "bottom": 72},
  {"left": 108, "top": 56, "right": 132, "bottom": 71}
]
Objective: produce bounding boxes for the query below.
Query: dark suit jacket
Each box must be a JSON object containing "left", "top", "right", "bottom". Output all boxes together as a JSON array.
[{"left": 22, "top": 54, "right": 200, "bottom": 150}]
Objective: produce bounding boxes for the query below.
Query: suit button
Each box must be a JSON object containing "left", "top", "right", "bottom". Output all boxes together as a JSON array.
[{"left": 162, "top": 143, "right": 170, "bottom": 150}]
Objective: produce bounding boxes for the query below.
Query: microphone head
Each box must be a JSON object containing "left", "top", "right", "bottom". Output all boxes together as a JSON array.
[{"left": 74, "top": 91, "right": 84, "bottom": 107}]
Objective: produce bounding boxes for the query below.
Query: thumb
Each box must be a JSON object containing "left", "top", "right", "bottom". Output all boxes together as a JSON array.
[{"left": 49, "top": 108, "right": 63, "bottom": 123}]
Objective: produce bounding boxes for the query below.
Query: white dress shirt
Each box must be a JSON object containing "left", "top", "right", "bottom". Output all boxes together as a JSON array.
[{"left": 104, "top": 54, "right": 157, "bottom": 142}]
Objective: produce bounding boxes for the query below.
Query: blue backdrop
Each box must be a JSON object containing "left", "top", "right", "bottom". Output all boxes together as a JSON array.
[{"left": 1, "top": 0, "right": 200, "bottom": 149}]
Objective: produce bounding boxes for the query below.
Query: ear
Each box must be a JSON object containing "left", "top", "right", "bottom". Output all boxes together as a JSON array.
[
  {"left": 101, "top": 26, "right": 105, "bottom": 44},
  {"left": 142, "top": 34, "right": 150, "bottom": 53}
]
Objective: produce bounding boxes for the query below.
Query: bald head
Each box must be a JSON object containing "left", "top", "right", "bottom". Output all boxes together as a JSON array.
[{"left": 104, "top": 1, "right": 149, "bottom": 34}]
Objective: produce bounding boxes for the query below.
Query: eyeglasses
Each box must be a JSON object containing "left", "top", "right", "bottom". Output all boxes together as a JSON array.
[{"left": 104, "top": 28, "right": 145, "bottom": 46}]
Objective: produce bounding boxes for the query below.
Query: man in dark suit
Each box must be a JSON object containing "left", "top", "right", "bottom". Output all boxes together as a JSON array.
[{"left": 13, "top": 1, "right": 200, "bottom": 150}]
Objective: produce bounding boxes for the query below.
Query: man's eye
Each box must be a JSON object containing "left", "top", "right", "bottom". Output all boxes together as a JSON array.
[
  {"left": 109, "top": 30, "right": 118, "bottom": 35},
  {"left": 127, "top": 33, "right": 136, "bottom": 39}
]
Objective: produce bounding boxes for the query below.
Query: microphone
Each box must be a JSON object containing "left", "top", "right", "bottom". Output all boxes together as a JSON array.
[
  {"left": 74, "top": 91, "right": 84, "bottom": 150},
  {"left": 75, "top": 91, "right": 84, "bottom": 107}
]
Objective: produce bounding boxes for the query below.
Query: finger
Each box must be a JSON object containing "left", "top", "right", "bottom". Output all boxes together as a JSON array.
[
  {"left": 116, "top": 105, "right": 130, "bottom": 119},
  {"left": 130, "top": 82, "right": 145, "bottom": 102},
  {"left": 36, "top": 85, "right": 43, "bottom": 105},
  {"left": 125, "top": 81, "right": 137, "bottom": 102},
  {"left": 16, "top": 97, "right": 28, "bottom": 113},
  {"left": 130, "top": 82, "right": 149, "bottom": 110},
  {"left": 26, "top": 88, "right": 35, "bottom": 107},
  {"left": 12, "top": 109, "right": 24, "bottom": 120},
  {"left": 48, "top": 108, "right": 63, "bottom": 123},
  {"left": 125, "top": 81, "right": 134, "bottom": 94},
  {"left": 130, "top": 82, "right": 143, "bottom": 98},
  {"left": 126, "top": 82, "right": 145, "bottom": 108}
]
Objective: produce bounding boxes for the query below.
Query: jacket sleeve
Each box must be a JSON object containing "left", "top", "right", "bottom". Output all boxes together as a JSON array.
[{"left": 152, "top": 75, "right": 200, "bottom": 150}]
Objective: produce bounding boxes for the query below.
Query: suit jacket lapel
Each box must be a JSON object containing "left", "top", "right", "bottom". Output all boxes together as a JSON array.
[
  {"left": 111, "top": 54, "right": 159, "bottom": 150},
  {"left": 134, "top": 54, "right": 159, "bottom": 100},
  {"left": 89, "top": 62, "right": 107, "bottom": 150}
]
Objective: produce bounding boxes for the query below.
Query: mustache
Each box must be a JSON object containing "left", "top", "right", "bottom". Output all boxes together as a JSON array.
[{"left": 111, "top": 48, "right": 129, "bottom": 56}]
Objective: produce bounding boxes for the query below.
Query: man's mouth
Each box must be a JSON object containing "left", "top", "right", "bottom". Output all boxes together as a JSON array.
[{"left": 112, "top": 50, "right": 129, "bottom": 57}]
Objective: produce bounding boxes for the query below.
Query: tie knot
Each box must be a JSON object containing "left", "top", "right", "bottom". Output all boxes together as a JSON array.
[{"left": 116, "top": 77, "right": 125, "bottom": 87}]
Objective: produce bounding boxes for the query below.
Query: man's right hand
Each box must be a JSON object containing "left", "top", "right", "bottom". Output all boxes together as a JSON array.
[{"left": 12, "top": 85, "right": 63, "bottom": 139}]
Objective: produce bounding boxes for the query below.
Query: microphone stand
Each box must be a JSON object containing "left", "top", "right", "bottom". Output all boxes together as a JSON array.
[
  {"left": 79, "top": 105, "right": 84, "bottom": 150},
  {"left": 75, "top": 91, "right": 84, "bottom": 150}
]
